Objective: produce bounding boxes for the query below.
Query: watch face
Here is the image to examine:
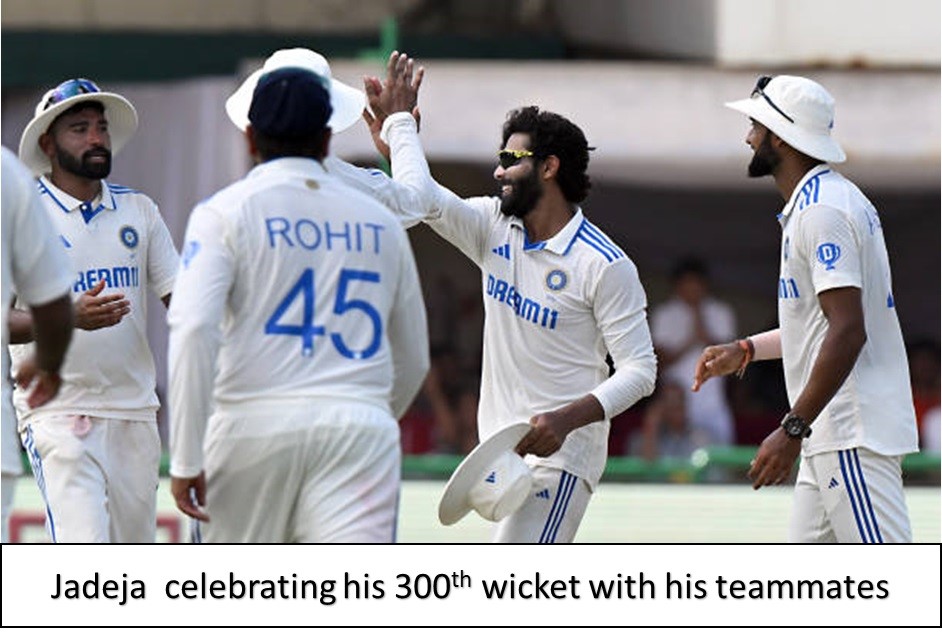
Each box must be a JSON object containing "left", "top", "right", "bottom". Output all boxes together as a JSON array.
[{"left": 783, "top": 415, "right": 809, "bottom": 438}]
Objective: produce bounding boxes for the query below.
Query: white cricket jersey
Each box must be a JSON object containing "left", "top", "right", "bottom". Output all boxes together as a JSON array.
[
  {"left": 9, "top": 175, "right": 179, "bottom": 423},
  {"left": 168, "top": 158, "right": 429, "bottom": 478},
  {"left": 360, "top": 113, "right": 657, "bottom": 488},
  {"left": 777, "top": 164, "right": 918, "bottom": 457},
  {"left": 1, "top": 148, "right": 74, "bottom": 472}
]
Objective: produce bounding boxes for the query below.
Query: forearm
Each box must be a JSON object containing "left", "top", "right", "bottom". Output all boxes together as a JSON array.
[
  {"left": 8, "top": 307, "right": 35, "bottom": 344},
  {"left": 789, "top": 322, "right": 865, "bottom": 424},
  {"left": 167, "top": 323, "right": 219, "bottom": 477},
  {"left": 382, "top": 113, "right": 442, "bottom": 213},
  {"left": 553, "top": 393, "right": 607, "bottom": 435},
  {"left": 29, "top": 295, "right": 74, "bottom": 373}
]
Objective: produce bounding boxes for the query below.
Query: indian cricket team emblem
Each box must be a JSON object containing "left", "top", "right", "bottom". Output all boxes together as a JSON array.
[
  {"left": 119, "top": 225, "right": 139, "bottom": 249},
  {"left": 816, "top": 242, "right": 841, "bottom": 270},
  {"left": 546, "top": 269, "right": 568, "bottom": 291}
]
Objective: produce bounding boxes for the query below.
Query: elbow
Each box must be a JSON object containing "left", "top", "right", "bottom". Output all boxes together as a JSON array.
[
  {"left": 641, "top": 369, "right": 657, "bottom": 399},
  {"left": 641, "top": 351, "right": 657, "bottom": 398},
  {"left": 840, "top": 319, "right": 867, "bottom": 356}
]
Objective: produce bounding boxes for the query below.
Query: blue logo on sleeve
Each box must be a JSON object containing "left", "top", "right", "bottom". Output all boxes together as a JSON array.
[
  {"left": 119, "top": 226, "right": 139, "bottom": 249},
  {"left": 816, "top": 243, "right": 841, "bottom": 270},
  {"left": 182, "top": 240, "right": 201, "bottom": 269}
]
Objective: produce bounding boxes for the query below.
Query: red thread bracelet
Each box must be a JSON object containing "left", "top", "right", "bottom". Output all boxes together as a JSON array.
[{"left": 736, "top": 338, "right": 754, "bottom": 378}]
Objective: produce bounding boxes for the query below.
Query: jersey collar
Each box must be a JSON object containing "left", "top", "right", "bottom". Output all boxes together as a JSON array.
[
  {"left": 778, "top": 164, "right": 831, "bottom": 225},
  {"left": 510, "top": 207, "right": 584, "bottom": 255},
  {"left": 38, "top": 175, "right": 116, "bottom": 223},
  {"left": 250, "top": 156, "right": 329, "bottom": 180}
]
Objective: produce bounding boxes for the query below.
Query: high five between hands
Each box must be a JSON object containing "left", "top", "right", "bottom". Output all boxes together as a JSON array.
[{"left": 361, "top": 51, "right": 424, "bottom": 161}]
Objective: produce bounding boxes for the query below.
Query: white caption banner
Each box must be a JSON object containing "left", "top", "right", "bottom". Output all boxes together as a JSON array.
[{"left": 2, "top": 544, "right": 939, "bottom": 627}]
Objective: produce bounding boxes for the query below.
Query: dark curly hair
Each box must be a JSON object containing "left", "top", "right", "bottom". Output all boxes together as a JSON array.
[{"left": 501, "top": 106, "right": 593, "bottom": 203}]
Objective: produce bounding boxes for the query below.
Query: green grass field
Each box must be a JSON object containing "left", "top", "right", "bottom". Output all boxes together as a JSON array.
[{"left": 8, "top": 477, "right": 940, "bottom": 543}]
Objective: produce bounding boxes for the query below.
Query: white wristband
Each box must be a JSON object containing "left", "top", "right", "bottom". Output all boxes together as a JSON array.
[{"left": 749, "top": 329, "right": 782, "bottom": 361}]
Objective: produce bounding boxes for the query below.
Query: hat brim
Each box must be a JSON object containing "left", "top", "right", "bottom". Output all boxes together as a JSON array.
[
  {"left": 225, "top": 67, "right": 365, "bottom": 135},
  {"left": 725, "top": 97, "right": 846, "bottom": 163},
  {"left": 18, "top": 92, "right": 138, "bottom": 176},
  {"left": 438, "top": 423, "right": 532, "bottom": 526}
]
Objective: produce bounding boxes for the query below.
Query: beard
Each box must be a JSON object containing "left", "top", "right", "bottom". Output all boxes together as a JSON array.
[
  {"left": 499, "top": 167, "right": 542, "bottom": 219},
  {"left": 747, "top": 134, "right": 780, "bottom": 178},
  {"left": 56, "top": 146, "right": 112, "bottom": 180}
]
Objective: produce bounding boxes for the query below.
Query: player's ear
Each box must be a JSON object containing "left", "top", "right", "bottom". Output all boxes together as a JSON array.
[
  {"left": 38, "top": 131, "right": 56, "bottom": 161},
  {"left": 541, "top": 154, "right": 560, "bottom": 182}
]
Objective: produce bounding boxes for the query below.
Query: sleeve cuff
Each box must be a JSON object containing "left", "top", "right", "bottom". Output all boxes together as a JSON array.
[{"left": 380, "top": 112, "right": 418, "bottom": 144}]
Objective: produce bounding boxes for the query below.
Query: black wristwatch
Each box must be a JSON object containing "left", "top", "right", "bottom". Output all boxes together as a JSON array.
[{"left": 780, "top": 413, "right": 812, "bottom": 439}]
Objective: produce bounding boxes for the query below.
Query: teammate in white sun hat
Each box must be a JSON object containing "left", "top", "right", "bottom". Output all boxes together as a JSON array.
[
  {"left": 10, "top": 78, "right": 179, "bottom": 543},
  {"left": 348, "top": 52, "right": 657, "bottom": 543},
  {"left": 693, "top": 75, "right": 919, "bottom": 542}
]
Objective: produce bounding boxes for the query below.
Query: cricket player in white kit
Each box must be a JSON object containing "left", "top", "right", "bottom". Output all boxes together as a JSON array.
[
  {"left": 10, "top": 79, "right": 179, "bottom": 543},
  {"left": 694, "top": 75, "right": 919, "bottom": 542},
  {"left": 341, "top": 53, "right": 657, "bottom": 543},
  {"left": 2, "top": 147, "right": 75, "bottom": 543},
  {"left": 168, "top": 67, "right": 429, "bottom": 543}
]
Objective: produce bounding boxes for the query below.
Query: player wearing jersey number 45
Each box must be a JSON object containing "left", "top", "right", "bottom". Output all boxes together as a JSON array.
[
  {"left": 693, "top": 75, "right": 918, "bottom": 543},
  {"left": 10, "top": 79, "right": 179, "bottom": 543},
  {"left": 168, "top": 67, "right": 429, "bottom": 542},
  {"left": 348, "top": 52, "right": 657, "bottom": 543}
]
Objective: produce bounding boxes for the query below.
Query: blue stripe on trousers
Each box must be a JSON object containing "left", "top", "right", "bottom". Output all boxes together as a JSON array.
[
  {"left": 839, "top": 449, "right": 883, "bottom": 543},
  {"left": 21, "top": 424, "right": 57, "bottom": 542},
  {"left": 850, "top": 448, "right": 884, "bottom": 543},
  {"left": 539, "top": 471, "right": 576, "bottom": 543}
]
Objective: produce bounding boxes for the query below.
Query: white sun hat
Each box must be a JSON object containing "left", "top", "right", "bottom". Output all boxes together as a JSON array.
[
  {"left": 18, "top": 78, "right": 138, "bottom": 176},
  {"left": 226, "top": 48, "right": 365, "bottom": 134},
  {"left": 438, "top": 423, "right": 534, "bottom": 526},
  {"left": 725, "top": 75, "right": 846, "bottom": 163}
]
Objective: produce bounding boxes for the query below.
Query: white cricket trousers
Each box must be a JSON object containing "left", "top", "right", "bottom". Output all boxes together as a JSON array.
[
  {"left": 20, "top": 415, "right": 160, "bottom": 543},
  {"left": 788, "top": 447, "right": 912, "bottom": 543},
  {"left": 198, "top": 400, "right": 401, "bottom": 543},
  {"left": 492, "top": 466, "right": 592, "bottom": 543}
]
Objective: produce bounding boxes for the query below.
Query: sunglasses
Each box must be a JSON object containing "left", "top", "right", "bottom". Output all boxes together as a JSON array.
[
  {"left": 751, "top": 76, "right": 795, "bottom": 124},
  {"left": 497, "top": 149, "right": 535, "bottom": 169},
  {"left": 42, "top": 78, "right": 102, "bottom": 112}
]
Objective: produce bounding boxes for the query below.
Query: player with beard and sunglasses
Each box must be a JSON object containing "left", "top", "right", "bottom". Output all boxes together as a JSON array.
[
  {"left": 337, "top": 52, "right": 656, "bottom": 543},
  {"left": 10, "top": 79, "right": 179, "bottom": 542}
]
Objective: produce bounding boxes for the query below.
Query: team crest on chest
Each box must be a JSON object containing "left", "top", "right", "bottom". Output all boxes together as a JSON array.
[
  {"left": 119, "top": 225, "right": 139, "bottom": 249},
  {"left": 546, "top": 269, "right": 568, "bottom": 291}
]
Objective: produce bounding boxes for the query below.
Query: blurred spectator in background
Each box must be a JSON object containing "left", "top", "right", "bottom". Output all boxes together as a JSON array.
[
  {"left": 906, "top": 339, "right": 940, "bottom": 449},
  {"left": 424, "top": 275, "right": 458, "bottom": 353},
  {"left": 652, "top": 257, "right": 736, "bottom": 446},
  {"left": 419, "top": 346, "right": 479, "bottom": 454},
  {"left": 632, "top": 381, "right": 707, "bottom": 461}
]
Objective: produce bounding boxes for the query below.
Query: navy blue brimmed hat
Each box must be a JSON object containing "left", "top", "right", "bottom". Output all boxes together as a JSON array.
[{"left": 248, "top": 67, "right": 333, "bottom": 138}]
